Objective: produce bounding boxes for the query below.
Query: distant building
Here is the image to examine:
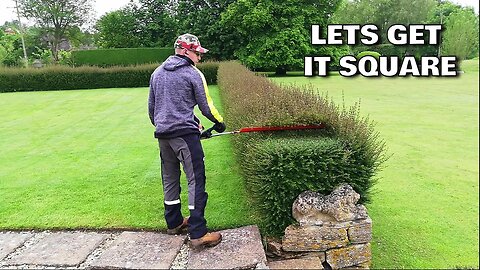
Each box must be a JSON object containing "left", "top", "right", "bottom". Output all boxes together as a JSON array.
[{"left": 5, "top": 27, "right": 16, "bottom": 35}]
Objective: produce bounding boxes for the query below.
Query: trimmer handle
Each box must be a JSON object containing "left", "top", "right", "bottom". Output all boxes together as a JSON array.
[
  {"left": 200, "top": 126, "right": 216, "bottom": 139},
  {"left": 200, "top": 126, "right": 238, "bottom": 139}
]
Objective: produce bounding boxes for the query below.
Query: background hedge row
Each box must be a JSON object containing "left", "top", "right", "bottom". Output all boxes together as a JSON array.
[
  {"left": 0, "top": 62, "right": 219, "bottom": 92},
  {"left": 217, "top": 61, "right": 387, "bottom": 235},
  {"left": 71, "top": 48, "right": 172, "bottom": 67}
]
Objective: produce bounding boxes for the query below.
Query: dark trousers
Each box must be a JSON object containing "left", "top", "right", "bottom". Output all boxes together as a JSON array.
[{"left": 158, "top": 133, "right": 208, "bottom": 239}]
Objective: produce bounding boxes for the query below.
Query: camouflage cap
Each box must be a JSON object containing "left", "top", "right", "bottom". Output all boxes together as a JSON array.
[{"left": 174, "top": 33, "right": 209, "bottom": 53}]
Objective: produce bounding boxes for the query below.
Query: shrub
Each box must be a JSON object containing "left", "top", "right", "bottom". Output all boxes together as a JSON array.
[
  {"left": 0, "top": 45, "right": 7, "bottom": 65},
  {"left": 0, "top": 62, "right": 219, "bottom": 92},
  {"left": 315, "top": 45, "right": 351, "bottom": 71},
  {"left": 71, "top": 48, "right": 172, "bottom": 67},
  {"left": 352, "top": 44, "right": 438, "bottom": 59},
  {"left": 217, "top": 61, "right": 386, "bottom": 235},
  {"left": 197, "top": 61, "right": 219, "bottom": 85},
  {"left": 31, "top": 47, "right": 54, "bottom": 66},
  {"left": 352, "top": 44, "right": 402, "bottom": 57},
  {"left": 356, "top": 51, "right": 381, "bottom": 59},
  {"left": 243, "top": 136, "right": 376, "bottom": 234},
  {"left": 356, "top": 51, "right": 381, "bottom": 71}
]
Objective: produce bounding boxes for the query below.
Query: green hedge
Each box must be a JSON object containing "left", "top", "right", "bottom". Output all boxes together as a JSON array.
[
  {"left": 0, "top": 62, "right": 219, "bottom": 92},
  {"left": 198, "top": 62, "right": 219, "bottom": 85},
  {"left": 71, "top": 48, "right": 172, "bottom": 67},
  {"left": 357, "top": 51, "right": 381, "bottom": 59},
  {"left": 217, "top": 61, "right": 386, "bottom": 235},
  {"left": 352, "top": 44, "right": 438, "bottom": 58},
  {"left": 352, "top": 44, "right": 403, "bottom": 57},
  {"left": 243, "top": 136, "right": 375, "bottom": 234}
]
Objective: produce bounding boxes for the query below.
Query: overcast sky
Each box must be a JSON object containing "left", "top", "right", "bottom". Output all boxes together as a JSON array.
[
  {"left": 0, "top": 0, "right": 135, "bottom": 26},
  {"left": 0, "top": 0, "right": 479, "bottom": 26}
]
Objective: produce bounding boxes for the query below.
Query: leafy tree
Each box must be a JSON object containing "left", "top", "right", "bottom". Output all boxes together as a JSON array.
[
  {"left": 67, "top": 27, "right": 95, "bottom": 50},
  {"left": 428, "top": 0, "right": 462, "bottom": 24},
  {"left": 0, "top": 25, "right": 23, "bottom": 66},
  {"left": 18, "top": 0, "right": 94, "bottom": 61},
  {"left": 95, "top": 8, "right": 144, "bottom": 48},
  {"left": 335, "top": 0, "right": 436, "bottom": 42},
  {"left": 133, "top": 0, "right": 177, "bottom": 47},
  {"left": 334, "top": 0, "right": 393, "bottom": 39},
  {"left": 334, "top": 0, "right": 438, "bottom": 57},
  {"left": 0, "top": 45, "right": 6, "bottom": 65},
  {"left": 173, "top": 0, "right": 237, "bottom": 60},
  {"left": 93, "top": 0, "right": 177, "bottom": 49},
  {"left": 441, "top": 8, "right": 479, "bottom": 60},
  {"left": 106, "top": 0, "right": 238, "bottom": 58},
  {"left": 390, "top": 0, "right": 437, "bottom": 25},
  {"left": 222, "top": 0, "right": 342, "bottom": 74},
  {"left": 0, "top": 30, "right": 9, "bottom": 65}
]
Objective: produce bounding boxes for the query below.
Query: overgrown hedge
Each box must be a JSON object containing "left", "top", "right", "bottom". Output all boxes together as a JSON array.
[
  {"left": 0, "top": 62, "right": 219, "bottom": 92},
  {"left": 71, "top": 48, "right": 172, "bottom": 67},
  {"left": 217, "top": 61, "right": 386, "bottom": 235}
]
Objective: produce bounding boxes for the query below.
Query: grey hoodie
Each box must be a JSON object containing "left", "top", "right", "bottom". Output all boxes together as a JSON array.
[{"left": 148, "top": 55, "right": 223, "bottom": 138}]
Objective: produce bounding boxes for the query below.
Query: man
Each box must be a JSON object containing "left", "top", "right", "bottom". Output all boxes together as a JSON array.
[{"left": 148, "top": 33, "right": 226, "bottom": 248}]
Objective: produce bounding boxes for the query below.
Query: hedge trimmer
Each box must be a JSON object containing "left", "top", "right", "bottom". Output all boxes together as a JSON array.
[{"left": 200, "top": 124, "right": 326, "bottom": 139}]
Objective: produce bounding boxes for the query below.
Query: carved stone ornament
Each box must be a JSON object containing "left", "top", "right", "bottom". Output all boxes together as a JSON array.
[{"left": 292, "top": 184, "right": 368, "bottom": 226}]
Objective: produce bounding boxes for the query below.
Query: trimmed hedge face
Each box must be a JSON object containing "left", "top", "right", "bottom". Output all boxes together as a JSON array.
[
  {"left": 71, "top": 48, "right": 172, "bottom": 67},
  {"left": 0, "top": 62, "right": 219, "bottom": 92},
  {"left": 217, "top": 61, "right": 386, "bottom": 235},
  {"left": 243, "top": 136, "right": 375, "bottom": 234}
]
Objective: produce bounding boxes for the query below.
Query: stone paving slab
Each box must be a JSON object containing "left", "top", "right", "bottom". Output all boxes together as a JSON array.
[
  {"left": 90, "top": 231, "right": 186, "bottom": 269},
  {"left": 4, "top": 232, "right": 107, "bottom": 266},
  {"left": 187, "top": 225, "right": 267, "bottom": 269},
  {"left": 267, "top": 257, "right": 324, "bottom": 270},
  {"left": 0, "top": 232, "right": 34, "bottom": 260}
]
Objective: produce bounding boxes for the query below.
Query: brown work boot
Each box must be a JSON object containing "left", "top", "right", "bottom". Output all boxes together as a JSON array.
[
  {"left": 166, "top": 217, "right": 189, "bottom": 235},
  {"left": 189, "top": 232, "right": 222, "bottom": 249}
]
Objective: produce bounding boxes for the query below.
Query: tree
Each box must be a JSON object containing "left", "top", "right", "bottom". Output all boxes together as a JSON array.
[
  {"left": 0, "top": 46, "right": 6, "bottom": 66},
  {"left": 93, "top": 0, "right": 240, "bottom": 58},
  {"left": 0, "top": 23, "right": 24, "bottom": 66},
  {"left": 334, "top": 0, "right": 439, "bottom": 57},
  {"left": 334, "top": 0, "right": 436, "bottom": 42},
  {"left": 390, "top": 0, "right": 437, "bottom": 25},
  {"left": 67, "top": 26, "right": 95, "bottom": 50},
  {"left": 96, "top": 0, "right": 177, "bottom": 48},
  {"left": 221, "top": 0, "right": 342, "bottom": 75},
  {"left": 441, "top": 8, "right": 479, "bottom": 60},
  {"left": 334, "top": 0, "right": 394, "bottom": 40},
  {"left": 133, "top": 0, "right": 177, "bottom": 47},
  {"left": 173, "top": 0, "right": 237, "bottom": 60},
  {"left": 95, "top": 8, "right": 144, "bottom": 48},
  {"left": 0, "top": 30, "right": 9, "bottom": 65},
  {"left": 18, "top": 0, "right": 94, "bottom": 61},
  {"left": 428, "top": 0, "right": 462, "bottom": 24}
]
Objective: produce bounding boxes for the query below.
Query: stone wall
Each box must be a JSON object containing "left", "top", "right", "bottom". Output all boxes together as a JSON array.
[{"left": 267, "top": 184, "right": 372, "bottom": 270}]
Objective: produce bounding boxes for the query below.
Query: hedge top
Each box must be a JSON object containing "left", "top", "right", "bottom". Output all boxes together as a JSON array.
[{"left": 71, "top": 48, "right": 172, "bottom": 67}]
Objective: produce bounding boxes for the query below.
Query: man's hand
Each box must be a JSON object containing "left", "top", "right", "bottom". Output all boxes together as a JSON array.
[
  {"left": 213, "top": 122, "right": 226, "bottom": 133},
  {"left": 200, "top": 129, "right": 212, "bottom": 139}
]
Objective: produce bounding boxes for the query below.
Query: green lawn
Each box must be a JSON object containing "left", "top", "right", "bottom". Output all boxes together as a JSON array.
[
  {"left": 271, "top": 59, "right": 479, "bottom": 268},
  {"left": 0, "top": 86, "right": 257, "bottom": 230},
  {"left": 1, "top": 61, "right": 478, "bottom": 268}
]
